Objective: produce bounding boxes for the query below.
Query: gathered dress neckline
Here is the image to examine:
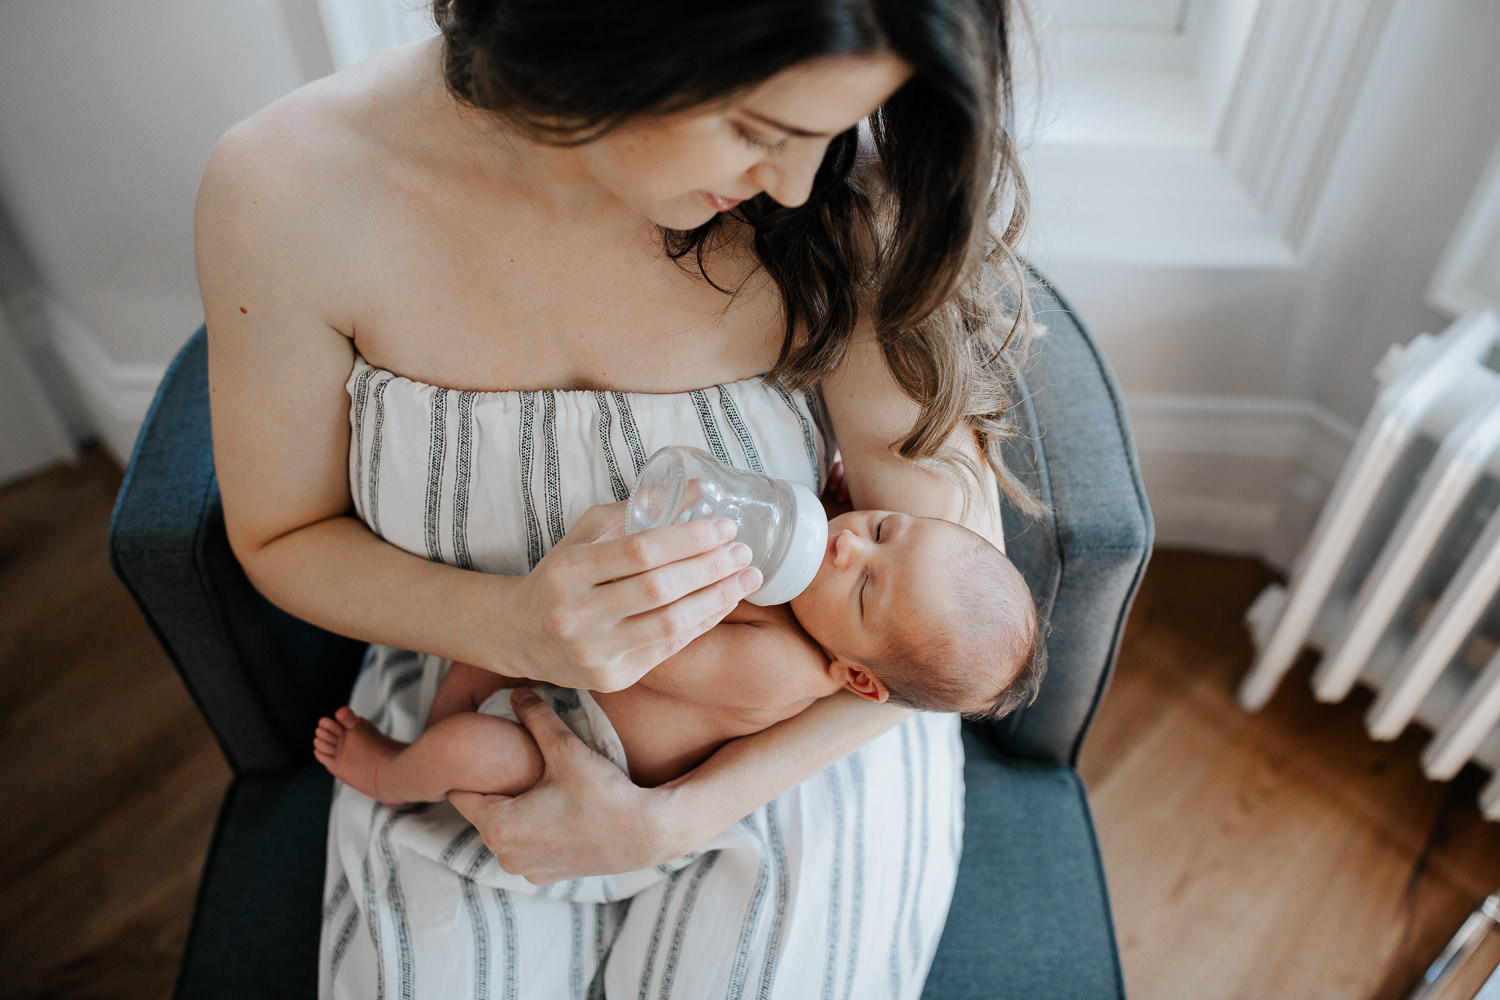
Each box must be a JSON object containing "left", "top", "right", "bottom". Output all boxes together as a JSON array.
[{"left": 351, "top": 351, "right": 777, "bottom": 401}]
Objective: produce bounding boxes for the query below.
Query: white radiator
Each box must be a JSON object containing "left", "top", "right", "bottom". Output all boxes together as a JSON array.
[{"left": 1239, "top": 309, "right": 1500, "bottom": 821}]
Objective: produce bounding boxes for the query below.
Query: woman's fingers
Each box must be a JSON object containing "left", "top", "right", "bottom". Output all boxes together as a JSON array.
[
  {"left": 598, "top": 538, "right": 754, "bottom": 617},
  {"left": 508, "top": 688, "right": 581, "bottom": 761},
  {"left": 586, "top": 517, "right": 738, "bottom": 582},
  {"left": 615, "top": 565, "right": 762, "bottom": 653}
]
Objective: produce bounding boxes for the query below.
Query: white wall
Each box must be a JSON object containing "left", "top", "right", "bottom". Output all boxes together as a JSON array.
[
  {"left": 0, "top": 0, "right": 324, "bottom": 465},
  {"left": 1034, "top": 0, "right": 1500, "bottom": 567}
]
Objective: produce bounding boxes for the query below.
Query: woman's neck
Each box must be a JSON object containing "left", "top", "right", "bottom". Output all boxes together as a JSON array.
[{"left": 399, "top": 37, "right": 636, "bottom": 225}]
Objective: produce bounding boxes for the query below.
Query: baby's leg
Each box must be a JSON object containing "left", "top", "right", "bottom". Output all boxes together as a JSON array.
[{"left": 313, "top": 705, "right": 544, "bottom": 806}]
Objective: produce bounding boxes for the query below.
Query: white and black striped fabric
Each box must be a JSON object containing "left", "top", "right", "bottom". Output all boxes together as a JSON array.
[{"left": 321, "top": 355, "right": 965, "bottom": 999}]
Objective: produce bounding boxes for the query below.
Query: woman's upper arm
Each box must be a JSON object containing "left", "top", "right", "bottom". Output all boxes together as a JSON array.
[
  {"left": 195, "top": 117, "right": 358, "bottom": 571},
  {"left": 820, "top": 321, "right": 1005, "bottom": 549}
]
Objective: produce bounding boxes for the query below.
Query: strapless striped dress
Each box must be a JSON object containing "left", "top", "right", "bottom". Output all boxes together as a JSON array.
[{"left": 319, "top": 354, "right": 964, "bottom": 1000}]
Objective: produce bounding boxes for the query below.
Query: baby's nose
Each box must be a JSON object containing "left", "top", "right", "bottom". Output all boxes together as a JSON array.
[{"left": 832, "top": 528, "right": 859, "bottom": 567}]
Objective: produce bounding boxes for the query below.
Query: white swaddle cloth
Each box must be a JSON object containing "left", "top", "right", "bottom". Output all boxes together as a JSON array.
[{"left": 476, "top": 684, "right": 629, "bottom": 775}]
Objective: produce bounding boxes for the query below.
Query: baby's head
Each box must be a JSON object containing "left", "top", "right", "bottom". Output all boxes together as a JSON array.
[{"left": 787, "top": 510, "right": 1044, "bottom": 720}]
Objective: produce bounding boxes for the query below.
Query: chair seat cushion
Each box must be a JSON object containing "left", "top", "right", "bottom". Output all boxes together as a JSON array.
[
  {"left": 176, "top": 764, "right": 331, "bottom": 1000},
  {"left": 923, "top": 727, "right": 1125, "bottom": 999}
]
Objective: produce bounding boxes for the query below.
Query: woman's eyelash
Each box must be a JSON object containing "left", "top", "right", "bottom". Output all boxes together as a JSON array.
[{"left": 734, "top": 124, "right": 789, "bottom": 154}]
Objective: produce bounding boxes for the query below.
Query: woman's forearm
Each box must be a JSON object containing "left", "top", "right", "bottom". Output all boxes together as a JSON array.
[
  {"left": 653, "top": 691, "right": 913, "bottom": 853},
  {"left": 240, "top": 506, "right": 758, "bottom": 692},
  {"left": 242, "top": 513, "right": 520, "bottom": 671}
]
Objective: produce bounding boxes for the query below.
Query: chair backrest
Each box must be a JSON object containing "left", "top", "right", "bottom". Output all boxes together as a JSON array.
[
  {"left": 110, "top": 330, "right": 366, "bottom": 774},
  {"left": 110, "top": 272, "right": 1152, "bottom": 775},
  {"left": 978, "top": 272, "right": 1154, "bottom": 766}
]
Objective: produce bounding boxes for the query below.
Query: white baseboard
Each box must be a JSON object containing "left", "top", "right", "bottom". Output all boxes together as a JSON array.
[
  {"left": 9, "top": 291, "right": 168, "bottom": 468},
  {"left": 0, "top": 305, "right": 76, "bottom": 488},
  {"left": 1126, "top": 393, "right": 1358, "bottom": 572}
]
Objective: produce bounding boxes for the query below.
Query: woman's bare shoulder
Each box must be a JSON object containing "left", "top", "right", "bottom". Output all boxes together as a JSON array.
[
  {"left": 195, "top": 50, "right": 431, "bottom": 332},
  {"left": 198, "top": 71, "right": 382, "bottom": 245}
]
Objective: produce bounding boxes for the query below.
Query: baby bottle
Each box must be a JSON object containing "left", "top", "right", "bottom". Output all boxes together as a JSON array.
[{"left": 626, "top": 445, "right": 828, "bottom": 606}]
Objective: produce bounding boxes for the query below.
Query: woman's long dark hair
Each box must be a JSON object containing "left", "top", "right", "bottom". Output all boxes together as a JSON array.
[{"left": 432, "top": 0, "right": 1041, "bottom": 516}]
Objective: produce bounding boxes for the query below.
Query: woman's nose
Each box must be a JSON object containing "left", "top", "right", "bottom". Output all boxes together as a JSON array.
[{"left": 750, "top": 145, "right": 822, "bottom": 209}]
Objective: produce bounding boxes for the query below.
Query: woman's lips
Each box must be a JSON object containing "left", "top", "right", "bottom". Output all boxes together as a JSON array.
[{"left": 702, "top": 191, "right": 743, "bottom": 211}]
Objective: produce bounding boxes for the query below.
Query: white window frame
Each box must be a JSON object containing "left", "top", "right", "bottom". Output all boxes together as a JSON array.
[
  {"left": 1428, "top": 136, "right": 1500, "bottom": 317},
  {"left": 1023, "top": 0, "right": 1398, "bottom": 268}
]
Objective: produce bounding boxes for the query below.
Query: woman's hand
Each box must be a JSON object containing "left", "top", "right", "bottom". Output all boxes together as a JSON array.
[
  {"left": 497, "top": 500, "right": 763, "bottom": 692},
  {"left": 449, "top": 689, "right": 684, "bottom": 882}
]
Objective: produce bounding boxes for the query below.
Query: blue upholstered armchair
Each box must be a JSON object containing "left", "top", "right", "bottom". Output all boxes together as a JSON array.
[{"left": 110, "top": 271, "right": 1151, "bottom": 999}]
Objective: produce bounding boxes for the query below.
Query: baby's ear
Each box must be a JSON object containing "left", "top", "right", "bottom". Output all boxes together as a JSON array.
[{"left": 834, "top": 659, "right": 890, "bottom": 703}]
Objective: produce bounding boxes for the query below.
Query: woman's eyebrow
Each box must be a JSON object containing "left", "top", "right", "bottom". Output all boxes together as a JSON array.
[{"left": 740, "top": 109, "right": 833, "bottom": 138}]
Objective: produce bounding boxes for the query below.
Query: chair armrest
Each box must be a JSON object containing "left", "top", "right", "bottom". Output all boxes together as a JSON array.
[
  {"left": 983, "top": 270, "right": 1155, "bottom": 766},
  {"left": 109, "top": 327, "right": 366, "bottom": 774}
]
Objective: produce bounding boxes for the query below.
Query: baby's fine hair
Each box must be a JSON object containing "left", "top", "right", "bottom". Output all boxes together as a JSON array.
[{"left": 876, "top": 533, "right": 1045, "bottom": 721}]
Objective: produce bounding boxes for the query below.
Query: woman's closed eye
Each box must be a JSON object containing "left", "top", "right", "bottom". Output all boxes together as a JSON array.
[{"left": 733, "top": 122, "right": 789, "bottom": 154}]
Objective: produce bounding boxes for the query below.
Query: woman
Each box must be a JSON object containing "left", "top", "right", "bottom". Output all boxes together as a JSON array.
[{"left": 195, "top": 1, "right": 1037, "bottom": 996}]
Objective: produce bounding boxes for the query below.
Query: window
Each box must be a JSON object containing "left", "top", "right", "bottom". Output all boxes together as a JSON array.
[
  {"left": 1021, "top": 0, "right": 1397, "bottom": 267},
  {"left": 315, "top": 0, "right": 435, "bottom": 72}
]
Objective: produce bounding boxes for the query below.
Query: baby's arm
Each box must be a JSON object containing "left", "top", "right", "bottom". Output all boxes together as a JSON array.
[{"left": 629, "top": 606, "right": 825, "bottom": 714}]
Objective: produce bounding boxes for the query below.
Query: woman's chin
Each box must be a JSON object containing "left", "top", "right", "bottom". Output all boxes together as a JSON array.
[{"left": 645, "top": 196, "right": 724, "bottom": 232}]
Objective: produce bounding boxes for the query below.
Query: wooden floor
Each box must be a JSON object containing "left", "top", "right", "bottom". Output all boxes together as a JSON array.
[
  {"left": 1079, "top": 552, "right": 1500, "bottom": 1000},
  {"left": 0, "top": 450, "right": 230, "bottom": 999},
  {"left": 2, "top": 449, "right": 1498, "bottom": 999}
]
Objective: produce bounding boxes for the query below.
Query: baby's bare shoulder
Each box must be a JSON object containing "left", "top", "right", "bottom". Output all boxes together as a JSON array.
[{"left": 635, "top": 607, "right": 823, "bottom": 710}]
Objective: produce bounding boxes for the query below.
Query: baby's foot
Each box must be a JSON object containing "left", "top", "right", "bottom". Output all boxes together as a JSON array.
[{"left": 313, "top": 707, "right": 407, "bottom": 806}]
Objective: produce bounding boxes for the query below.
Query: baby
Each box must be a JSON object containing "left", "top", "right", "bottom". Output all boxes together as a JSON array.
[{"left": 314, "top": 508, "right": 1043, "bottom": 800}]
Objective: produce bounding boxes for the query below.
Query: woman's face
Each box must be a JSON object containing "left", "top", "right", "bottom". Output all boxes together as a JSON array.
[{"left": 576, "top": 51, "right": 913, "bottom": 230}]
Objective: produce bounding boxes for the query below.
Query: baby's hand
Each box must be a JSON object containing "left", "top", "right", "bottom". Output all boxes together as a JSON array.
[{"left": 820, "top": 456, "right": 853, "bottom": 518}]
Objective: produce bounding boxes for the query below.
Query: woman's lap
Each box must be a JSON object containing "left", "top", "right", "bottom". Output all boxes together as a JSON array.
[
  {"left": 606, "top": 710, "right": 964, "bottom": 1000},
  {"left": 321, "top": 645, "right": 964, "bottom": 999}
]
